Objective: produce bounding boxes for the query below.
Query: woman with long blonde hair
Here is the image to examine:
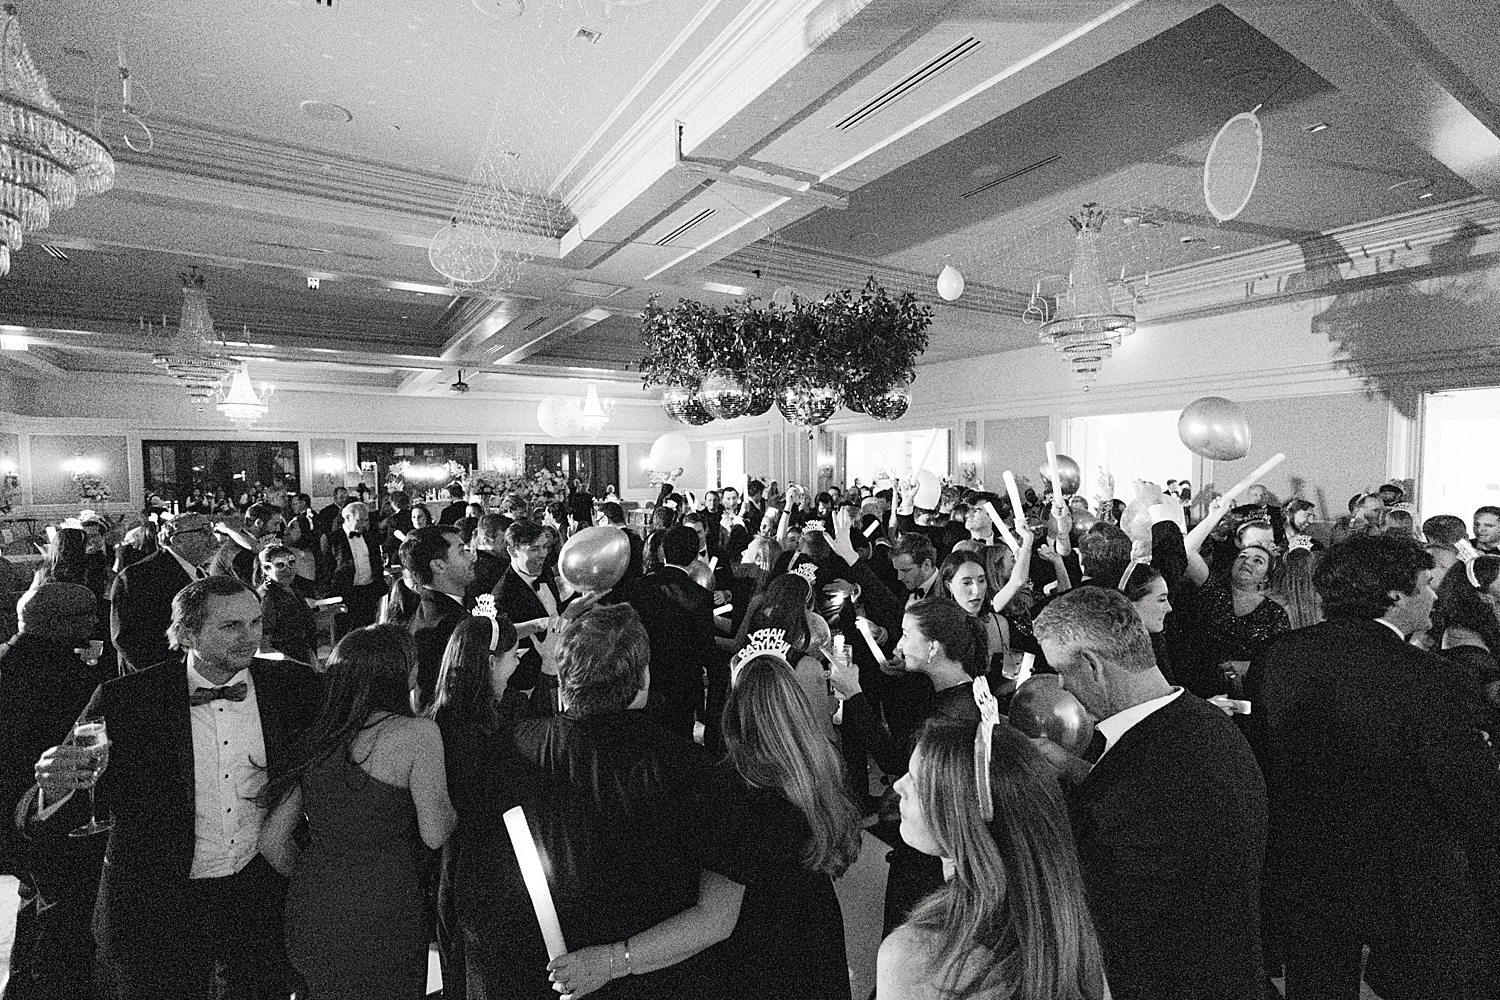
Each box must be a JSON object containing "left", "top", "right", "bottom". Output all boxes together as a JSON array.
[
  {"left": 713, "top": 647, "right": 863, "bottom": 999},
  {"left": 882, "top": 711, "right": 1108, "bottom": 1000}
]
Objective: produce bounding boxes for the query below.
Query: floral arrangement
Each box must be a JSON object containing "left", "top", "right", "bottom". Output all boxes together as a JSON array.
[
  {"left": 0, "top": 469, "right": 17, "bottom": 514},
  {"left": 73, "top": 470, "right": 111, "bottom": 505},
  {"left": 639, "top": 278, "right": 933, "bottom": 427}
]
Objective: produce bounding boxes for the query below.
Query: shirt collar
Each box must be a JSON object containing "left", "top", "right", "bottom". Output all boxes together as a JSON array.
[
  {"left": 186, "top": 662, "right": 252, "bottom": 693},
  {"left": 1094, "top": 687, "right": 1183, "bottom": 764},
  {"left": 163, "top": 544, "right": 203, "bottom": 579},
  {"left": 917, "top": 569, "right": 939, "bottom": 597},
  {"left": 1374, "top": 617, "right": 1406, "bottom": 640}
]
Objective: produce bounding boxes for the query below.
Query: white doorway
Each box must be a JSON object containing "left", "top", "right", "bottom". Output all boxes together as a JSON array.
[
  {"left": 1421, "top": 388, "right": 1500, "bottom": 521},
  {"left": 706, "top": 438, "right": 744, "bottom": 492},
  {"left": 845, "top": 428, "right": 949, "bottom": 486}
]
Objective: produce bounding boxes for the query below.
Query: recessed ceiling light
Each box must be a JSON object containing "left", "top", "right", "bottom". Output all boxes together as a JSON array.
[
  {"left": 1305, "top": 122, "right": 1330, "bottom": 133},
  {"left": 575, "top": 26, "right": 602, "bottom": 43},
  {"left": 298, "top": 100, "right": 353, "bottom": 124}
]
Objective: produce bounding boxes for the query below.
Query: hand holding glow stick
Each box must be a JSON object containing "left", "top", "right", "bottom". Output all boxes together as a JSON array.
[
  {"left": 854, "top": 616, "right": 886, "bottom": 664},
  {"left": 503, "top": 806, "right": 568, "bottom": 960},
  {"left": 1044, "top": 441, "right": 1064, "bottom": 512},
  {"left": 982, "top": 501, "right": 1019, "bottom": 553},
  {"left": 1003, "top": 471, "right": 1026, "bottom": 526}
]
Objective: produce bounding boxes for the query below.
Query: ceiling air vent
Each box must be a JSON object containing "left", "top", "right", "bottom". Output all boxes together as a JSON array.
[
  {"left": 655, "top": 208, "right": 716, "bottom": 246},
  {"left": 41, "top": 244, "right": 70, "bottom": 261},
  {"left": 960, "top": 154, "right": 1061, "bottom": 200},
  {"left": 833, "top": 36, "right": 982, "bottom": 132}
]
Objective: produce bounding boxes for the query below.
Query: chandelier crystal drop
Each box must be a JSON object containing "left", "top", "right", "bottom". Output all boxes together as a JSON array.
[
  {"left": 152, "top": 268, "right": 240, "bottom": 412},
  {"left": 0, "top": 4, "right": 115, "bottom": 277},
  {"left": 1037, "top": 203, "right": 1136, "bottom": 389}
]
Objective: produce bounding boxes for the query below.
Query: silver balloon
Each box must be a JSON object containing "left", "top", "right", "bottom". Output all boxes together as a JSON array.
[
  {"left": 1038, "top": 454, "right": 1082, "bottom": 497},
  {"left": 1008, "top": 676, "right": 1095, "bottom": 757},
  {"left": 687, "top": 558, "right": 715, "bottom": 590},
  {"left": 558, "top": 526, "right": 631, "bottom": 594},
  {"left": 1178, "top": 396, "right": 1251, "bottom": 461}
]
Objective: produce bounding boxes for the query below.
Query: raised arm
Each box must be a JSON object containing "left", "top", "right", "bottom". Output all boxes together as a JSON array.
[{"left": 991, "top": 525, "right": 1035, "bottom": 613}]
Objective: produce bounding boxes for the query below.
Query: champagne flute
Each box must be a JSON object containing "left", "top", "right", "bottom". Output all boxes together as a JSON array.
[{"left": 68, "top": 716, "right": 113, "bottom": 837}]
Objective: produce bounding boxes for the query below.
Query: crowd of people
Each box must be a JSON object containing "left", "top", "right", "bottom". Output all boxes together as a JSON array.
[{"left": 1, "top": 466, "right": 1499, "bottom": 1000}]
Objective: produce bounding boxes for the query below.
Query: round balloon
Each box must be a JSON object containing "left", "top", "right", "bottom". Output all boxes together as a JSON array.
[
  {"left": 687, "top": 558, "right": 715, "bottom": 590},
  {"left": 936, "top": 264, "right": 965, "bottom": 302},
  {"left": 1008, "top": 676, "right": 1095, "bottom": 757},
  {"left": 536, "top": 396, "right": 582, "bottom": 438},
  {"left": 805, "top": 610, "right": 832, "bottom": 654},
  {"left": 648, "top": 432, "right": 690, "bottom": 472},
  {"left": 1178, "top": 396, "right": 1251, "bottom": 461},
  {"left": 1039, "top": 454, "right": 1082, "bottom": 497},
  {"left": 913, "top": 469, "right": 942, "bottom": 509},
  {"left": 557, "top": 526, "right": 631, "bottom": 594}
]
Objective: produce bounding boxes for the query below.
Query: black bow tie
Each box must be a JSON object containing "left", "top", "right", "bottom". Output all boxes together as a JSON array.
[
  {"left": 348, "top": 531, "right": 363, "bottom": 538},
  {"left": 190, "top": 682, "right": 248, "bottom": 707},
  {"left": 1083, "top": 729, "right": 1108, "bottom": 765}
]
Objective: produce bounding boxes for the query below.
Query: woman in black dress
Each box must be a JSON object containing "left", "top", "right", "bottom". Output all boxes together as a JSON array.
[
  {"left": 712, "top": 646, "right": 862, "bottom": 999},
  {"left": 431, "top": 612, "right": 549, "bottom": 1000}
]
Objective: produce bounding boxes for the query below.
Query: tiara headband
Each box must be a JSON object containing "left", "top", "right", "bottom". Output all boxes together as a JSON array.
[
  {"left": 1116, "top": 558, "right": 1140, "bottom": 593},
  {"left": 730, "top": 628, "right": 792, "bottom": 686},
  {"left": 471, "top": 594, "right": 501, "bottom": 652},
  {"left": 790, "top": 562, "right": 819, "bottom": 584},
  {"left": 972, "top": 676, "right": 1001, "bottom": 823}
]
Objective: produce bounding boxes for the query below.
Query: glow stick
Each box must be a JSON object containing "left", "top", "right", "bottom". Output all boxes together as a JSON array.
[
  {"left": 982, "top": 501, "right": 1019, "bottom": 553},
  {"left": 863, "top": 519, "right": 880, "bottom": 538},
  {"left": 1014, "top": 652, "right": 1035, "bottom": 688},
  {"left": 854, "top": 616, "right": 885, "bottom": 664},
  {"left": 915, "top": 429, "right": 940, "bottom": 474},
  {"left": 708, "top": 556, "right": 718, "bottom": 573},
  {"left": 503, "top": 806, "right": 568, "bottom": 960},
  {"left": 1003, "top": 471, "right": 1025, "bottom": 526},
  {"left": 1220, "top": 453, "right": 1287, "bottom": 507},
  {"left": 312, "top": 596, "right": 344, "bottom": 607},
  {"left": 1045, "top": 441, "right": 1063, "bottom": 509},
  {"left": 714, "top": 603, "right": 734, "bottom": 616}
]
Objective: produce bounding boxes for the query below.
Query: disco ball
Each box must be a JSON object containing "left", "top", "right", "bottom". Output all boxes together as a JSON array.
[
  {"left": 777, "top": 382, "right": 838, "bottom": 427},
  {"left": 865, "top": 383, "right": 910, "bottom": 421},
  {"left": 699, "top": 368, "right": 752, "bottom": 420}
]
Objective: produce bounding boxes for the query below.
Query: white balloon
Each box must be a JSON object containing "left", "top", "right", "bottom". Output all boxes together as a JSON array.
[
  {"left": 914, "top": 469, "right": 942, "bottom": 508},
  {"left": 537, "top": 396, "right": 582, "bottom": 438},
  {"left": 936, "top": 264, "right": 965, "bottom": 302},
  {"left": 648, "top": 432, "right": 690, "bottom": 472}
]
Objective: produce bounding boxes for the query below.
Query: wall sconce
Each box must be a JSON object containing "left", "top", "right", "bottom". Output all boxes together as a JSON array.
[
  {"left": 492, "top": 456, "right": 518, "bottom": 474},
  {"left": 62, "top": 454, "right": 101, "bottom": 475},
  {"left": 316, "top": 453, "right": 345, "bottom": 477},
  {"left": 817, "top": 453, "right": 836, "bottom": 468}
]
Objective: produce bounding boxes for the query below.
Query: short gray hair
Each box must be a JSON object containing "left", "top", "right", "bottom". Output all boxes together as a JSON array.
[{"left": 1033, "top": 586, "right": 1155, "bottom": 674}]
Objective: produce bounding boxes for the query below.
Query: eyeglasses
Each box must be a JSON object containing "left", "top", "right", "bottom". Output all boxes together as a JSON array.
[{"left": 262, "top": 560, "right": 297, "bottom": 571}]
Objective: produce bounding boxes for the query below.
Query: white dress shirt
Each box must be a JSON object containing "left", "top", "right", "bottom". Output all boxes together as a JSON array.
[
  {"left": 1093, "top": 687, "right": 1184, "bottom": 765},
  {"left": 907, "top": 570, "right": 940, "bottom": 608},
  {"left": 186, "top": 663, "right": 267, "bottom": 879},
  {"left": 346, "top": 526, "right": 374, "bottom": 587}
]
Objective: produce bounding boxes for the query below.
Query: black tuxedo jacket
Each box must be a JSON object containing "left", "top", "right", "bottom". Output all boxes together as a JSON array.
[
  {"left": 19, "top": 656, "right": 321, "bottom": 961},
  {"left": 382, "top": 509, "right": 414, "bottom": 563},
  {"left": 410, "top": 589, "right": 469, "bottom": 710},
  {"left": 493, "top": 565, "right": 561, "bottom": 689},
  {"left": 208, "top": 538, "right": 258, "bottom": 587},
  {"left": 468, "top": 550, "right": 507, "bottom": 603},
  {"left": 1069, "top": 692, "right": 1267, "bottom": 1000},
  {"left": 1251, "top": 618, "right": 1500, "bottom": 950},
  {"left": 109, "top": 550, "right": 193, "bottom": 673},
  {"left": 438, "top": 501, "right": 468, "bottom": 526},
  {"left": 320, "top": 528, "right": 385, "bottom": 598},
  {"left": 629, "top": 566, "right": 715, "bottom": 698},
  {"left": 314, "top": 501, "right": 345, "bottom": 538}
]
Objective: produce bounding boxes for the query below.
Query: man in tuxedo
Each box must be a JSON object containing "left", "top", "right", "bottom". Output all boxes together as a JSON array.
[
  {"left": 492, "top": 520, "right": 565, "bottom": 707},
  {"left": 287, "top": 493, "right": 316, "bottom": 540},
  {"left": 1034, "top": 586, "right": 1267, "bottom": 1000},
  {"left": 1473, "top": 504, "right": 1500, "bottom": 555},
  {"left": 381, "top": 490, "right": 415, "bottom": 567},
  {"left": 111, "top": 511, "right": 220, "bottom": 673},
  {"left": 321, "top": 500, "right": 385, "bottom": 640},
  {"left": 466, "top": 513, "right": 510, "bottom": 601},
  {"left": 24, "top": 576, "right": 321, "bottom": 1000},
  {"left": 314, "top": 486, "right": 350, "bottom": 537},
  {"left": 209, "top": 501, "right": 284, "bottom": 586},
  {"left": 1252, "top": 534, "right": 1500, "bottom": 999},
  {"left": 437, "top": 483, "right": 468, "bottom": 526},
  {"left": 629, "top": 526, "right": 715, "bottom": 739},
  {"left": 404, "top": 525, "right": 475, "bottom": 711}
]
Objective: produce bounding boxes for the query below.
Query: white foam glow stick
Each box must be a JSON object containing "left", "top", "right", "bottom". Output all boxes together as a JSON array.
[
  {"left": 863, "top": 519, "right": 880, "bottom": 537},
  {"left": 1003, "top": 471, "right": 1025, "bottom": 525},
  {"left": 982, "top": 501, "right": 1019, "bottom": 553},
  {"left": 1220, "top": 453, "right": 1287, "bottom": 506},
  {"left": 854, "top": 616, "right": 886, "bottom": 663},
  {"left": 915, "top": 429, "right": 940, "bottom": 474},
  {"left": 1045, "top": 441, "right": 1063, "bottom": 509},
  {"left": 714, "top": 603, "right": 734, "bottom": 616},
  {"left": 1014, "top": 652, "right": 1035, "bottom": 688},
  {"left": 503, "top": 806, "right": 568, "bottom": 960},
  {"left": 708, "top": 556, "right": 718, "bottom": 573}
]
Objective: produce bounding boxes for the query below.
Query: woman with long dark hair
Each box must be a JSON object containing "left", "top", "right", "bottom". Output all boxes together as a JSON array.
[
  {"left": 881, "top": 713, "right": 1108, "bottom": 999},
  {"left": 711, "top": 649, "right": 862, "bottom": 999},
  {"left": 431, "top": 612, "right": 553, "bottom": 1000},
  {"left": 259, "top": 624, "right": 455, "bottom": 1000},
  {"left": 731, "top": 574, "right": 835, "bottom": 737},
  {"left": 938, "top": 542, "right": 1032, "bottom": 696}
]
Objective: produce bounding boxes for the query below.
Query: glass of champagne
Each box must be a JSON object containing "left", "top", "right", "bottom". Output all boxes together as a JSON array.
[{"left": 68, "top": 716, "right": 113, "bottom": 837}]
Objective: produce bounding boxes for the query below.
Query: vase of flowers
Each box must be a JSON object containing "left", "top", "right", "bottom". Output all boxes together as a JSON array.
[{"left": 73, "top": 470, "right": 111, "bottom": 506}]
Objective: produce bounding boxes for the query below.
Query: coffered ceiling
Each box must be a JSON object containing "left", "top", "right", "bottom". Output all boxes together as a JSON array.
[{"left": 3, "top": 0, "right": 1499, "bottom": 400}]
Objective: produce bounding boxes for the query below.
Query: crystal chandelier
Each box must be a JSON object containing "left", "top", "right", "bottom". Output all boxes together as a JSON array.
[
  {"left": 576, "top": 383, "right": 613, "bottom": 435},
  {"left": 0, "top": 4, "right": 116, "bottom": 277},
  {"left": 216, "top": 363, "right": 272, "bottom": 428},
  {"left": 1037, "top": 203, "right": 1136, "bottom": 388},
  {"left": 152, "top": 267, "right": 240, "bottom": 411}
]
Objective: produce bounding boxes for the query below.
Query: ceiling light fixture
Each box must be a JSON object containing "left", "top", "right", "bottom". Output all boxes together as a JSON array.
[
  {"left": 1036, "top": 203, "right": 1135, "bottom": 389},
  {"left": 216, "top": 363, "right": 272, "bottom": 428},
  {"left": 1417, "top": 191, "right": 1435, "bottom": 200},
  {"left": 151, "top": 267, "right": 240, "bottom": 411},
  {"left": 577, "top": 382, "right": 613, "bottom": 434},
  {"left": 0, "top": 3, "right": 116, "bottom": 277}
]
